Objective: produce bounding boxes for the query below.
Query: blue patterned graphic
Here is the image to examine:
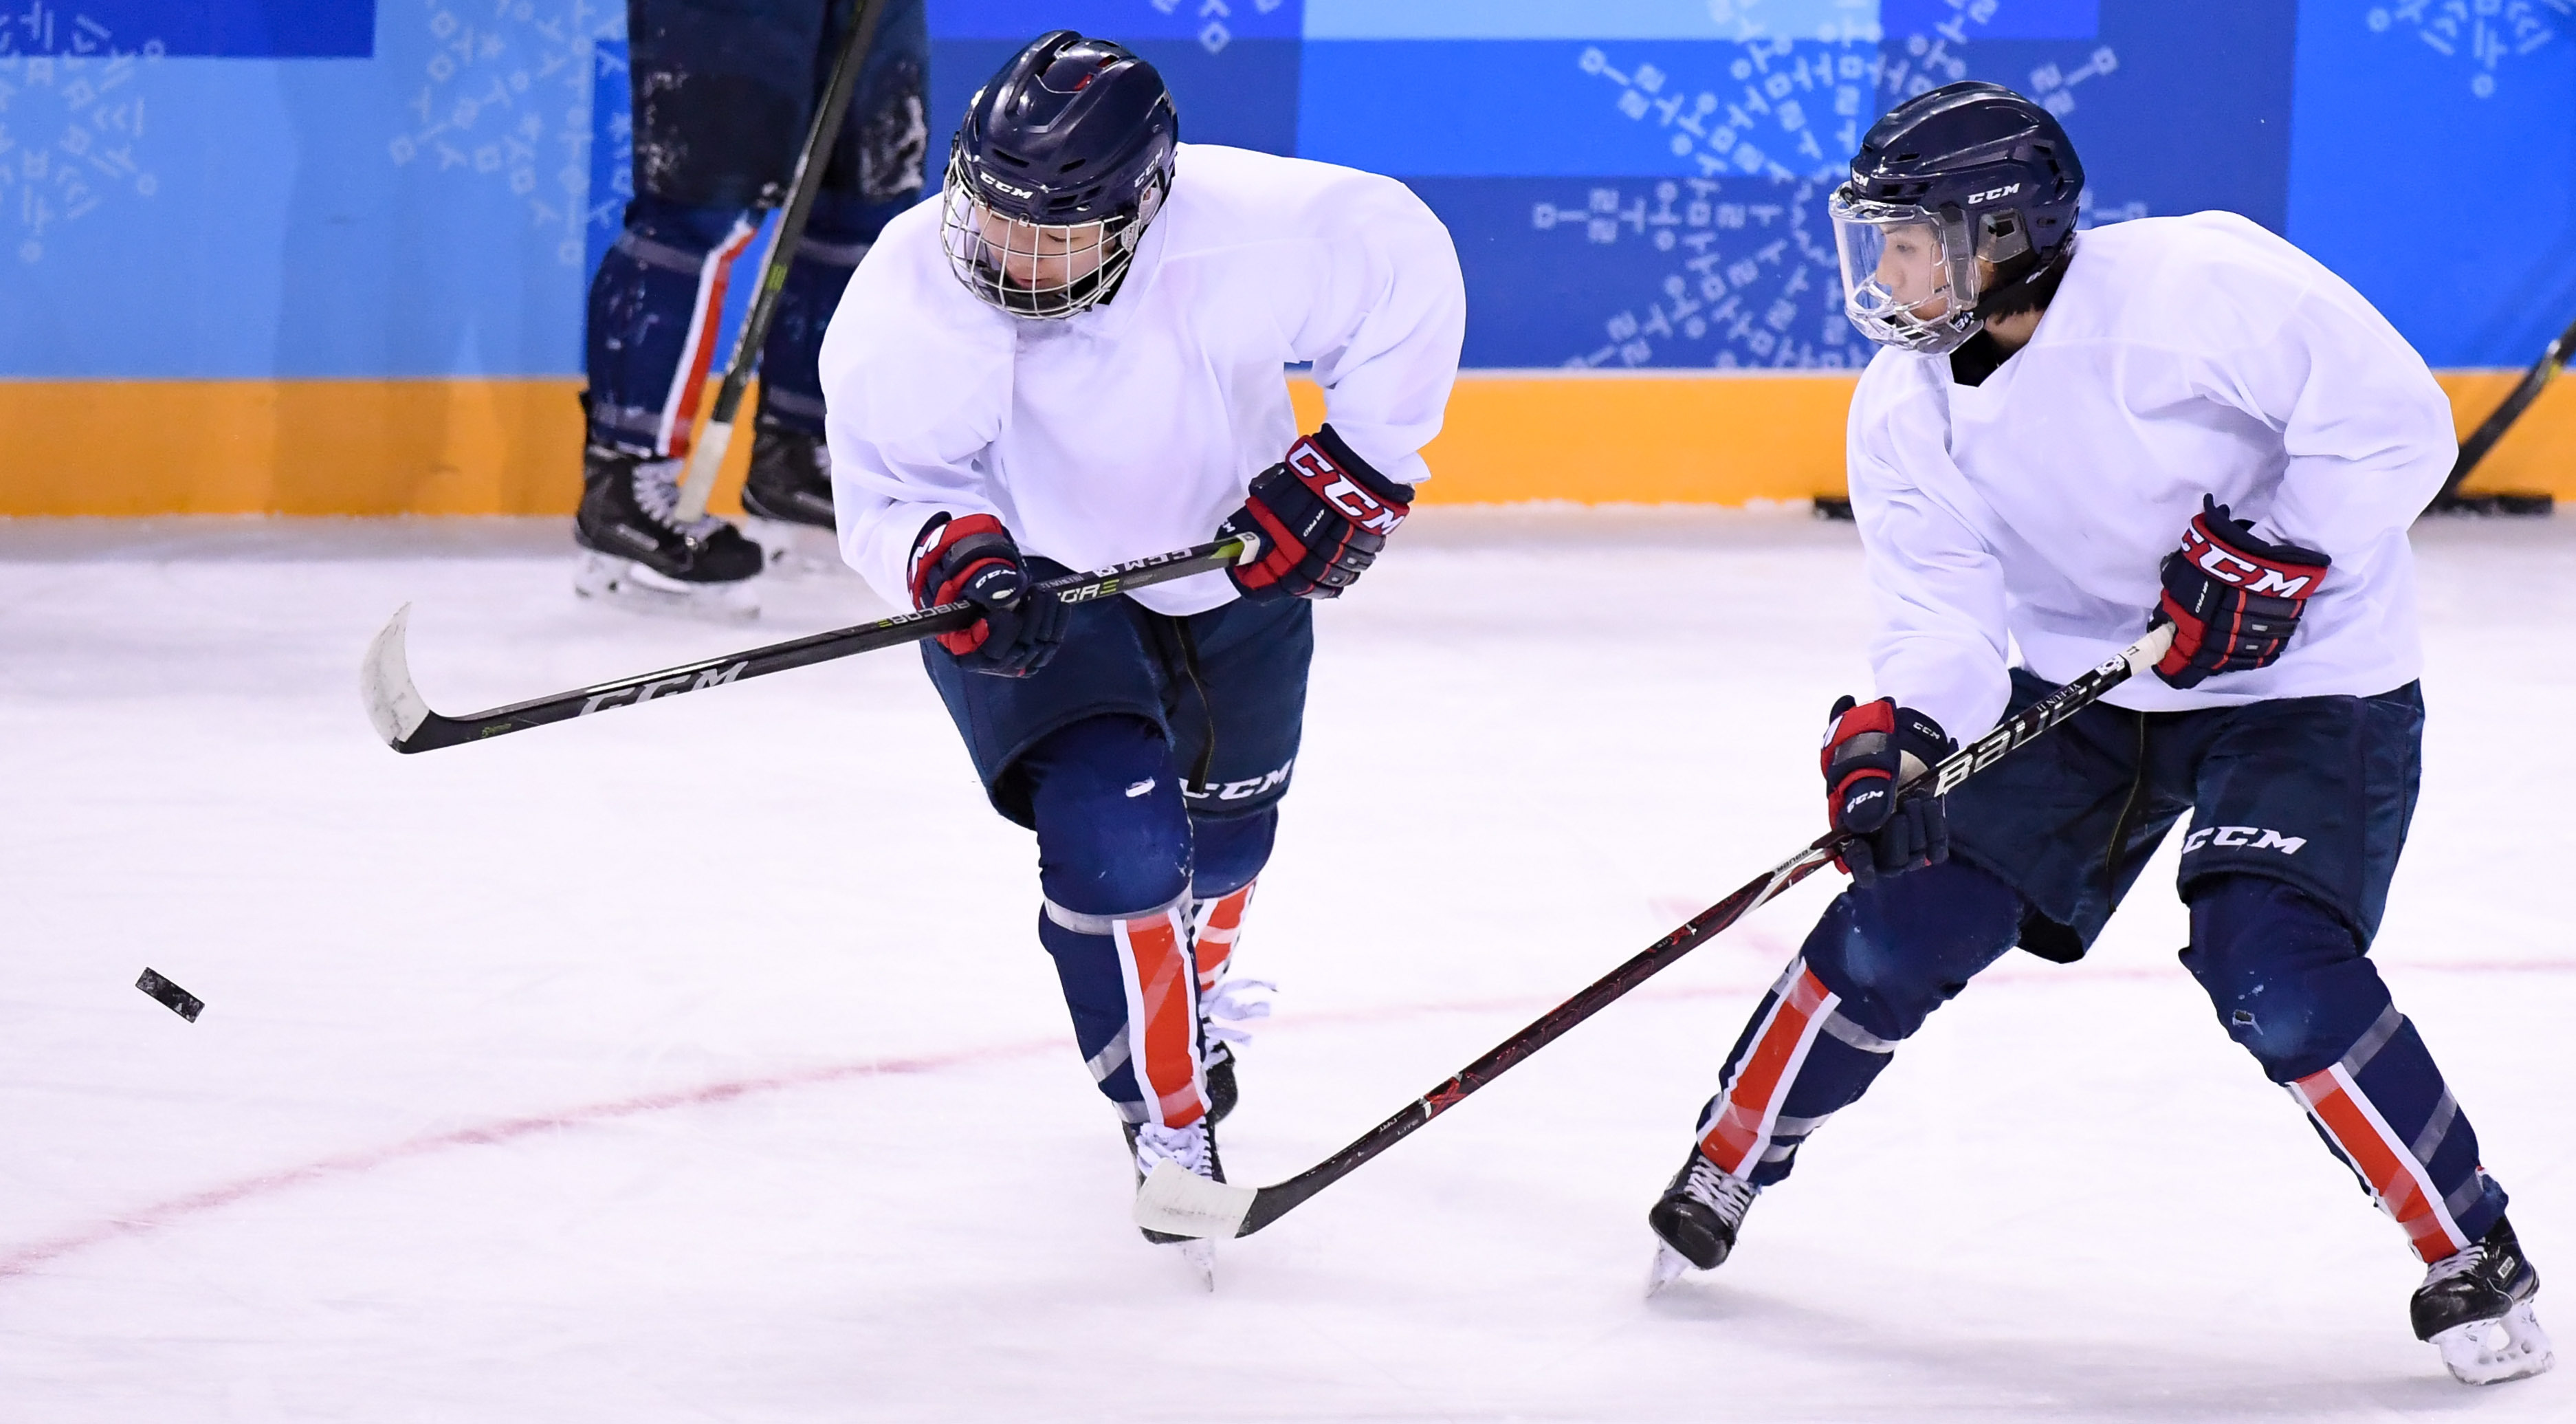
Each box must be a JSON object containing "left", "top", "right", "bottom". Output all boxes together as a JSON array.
[{"left": 2, "top": 0, "right": 2569, "bottom": 378}]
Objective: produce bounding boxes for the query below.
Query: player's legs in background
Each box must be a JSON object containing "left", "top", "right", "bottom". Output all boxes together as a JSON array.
[
  {"left": 1649, "top": 862, "right": 2023, "bottom": 1277},
  {"left": 576, "top": 0, "right": 833, "bottom": 613},
  {"left": 743, "top": 0, "right": 930, "bottom": 556}
]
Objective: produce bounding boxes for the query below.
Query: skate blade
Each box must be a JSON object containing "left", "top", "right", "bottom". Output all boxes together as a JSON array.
[
  {"left": 1174, "top": 1238, "right": 1216, "bottom": 1292},
  {"left": 573, "top": 550, "right": 760, "bottom": 624},
  {"left": 2433, "top": 1302, "right": 2555, "bottom": 1385},
  {"left": 741, "top": 516, "right": 844, "bottom": 577},
  {"left": 1646, "top": 1242, "right": 1695, "bottom": 1298}
]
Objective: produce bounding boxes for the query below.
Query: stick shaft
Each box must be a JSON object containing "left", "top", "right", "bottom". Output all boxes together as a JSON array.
[
  {"left": 378, "top": 537, "right": 1250, "bottom": 753},
  {"left": 1233, "top": 625, "right": 2175, "bottom": 1236},
  {"left": 2434, "top": 309, "right": 2576, "bottom": 507},
  {"left": 674, "top": 0, "right": 891, "bottom": 522}
]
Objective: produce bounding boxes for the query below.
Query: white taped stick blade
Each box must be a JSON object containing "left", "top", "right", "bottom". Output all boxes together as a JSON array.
[
  {"left": 1134, "top": 1160, "right": 1255, "bottom": 1240},
  {"left": 359, "top": 604, "right": 432, "bottom": 748}
]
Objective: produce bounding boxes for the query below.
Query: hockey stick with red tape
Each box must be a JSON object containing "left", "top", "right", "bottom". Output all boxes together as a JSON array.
[
  {"left": 1135, "top": 621, "right": 2178, "bottom": 1241},
  {"left": 360, "top": 534, "right": 1258, "bottom": 754}
]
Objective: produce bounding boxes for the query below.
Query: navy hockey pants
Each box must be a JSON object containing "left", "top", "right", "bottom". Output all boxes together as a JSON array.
[
  {"left": 1690, "top": 672, "right": 2508, "bottom": 1263},
  {"left": 583, "top": 0, "right": 928, "bottom": 455},
  {"left": 925, "top": 589, "right": 1314, "bottom": 1128}
]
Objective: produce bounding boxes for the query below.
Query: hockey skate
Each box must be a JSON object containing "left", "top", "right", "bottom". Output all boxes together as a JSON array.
[
  {"left": 738, "top": 423, "right": 842, "bottom": 575},
  {"left": 2414, "top": 1216, "right": 2554, "bottom": 1385},
  {"left": 573, "top": 446, "right": 764, "bottom": 622},
  {"left": 1645, "top": 1145, "right": 1758, "bottom": 1296},
  {"left": 1125, "top": 1118, "right": 1223, "bottom": 1289}
]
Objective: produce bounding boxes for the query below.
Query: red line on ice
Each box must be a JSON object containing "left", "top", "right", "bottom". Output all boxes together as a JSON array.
[
  {"left": 0, "top": 1040, "right": 1058, "bottom": 1280},
  {"left": 5, "top": 954, "right": 2568, "bottom": 1281}
]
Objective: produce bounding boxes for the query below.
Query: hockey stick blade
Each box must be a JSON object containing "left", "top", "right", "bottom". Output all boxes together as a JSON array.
[
  {"left": 1134, "top": 1161, "right": 1257, "bottom": 1239},
  {"left": 362, "top": 534, "right": 1259, "bottom": 754},
  {"left": 1161, "top": 624, "right": 2176, "bottom": 1241},
  {"left": 360, "top": 603, "right": 434, "bottom": 747}
]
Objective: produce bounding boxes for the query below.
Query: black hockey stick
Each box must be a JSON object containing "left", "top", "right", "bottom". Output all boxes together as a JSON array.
[
  {"left": 2423, "top": 307, "right": 2574, "bottom": 518},
  {"left": 360, "top": 535, "right": 1259, "bottom": 753},
  {"left": 1135, "top": 622, "right": 2178, "bottom": 1240},
  {"left": 672, "top": 0, "right": 890, "bottom": 523}
]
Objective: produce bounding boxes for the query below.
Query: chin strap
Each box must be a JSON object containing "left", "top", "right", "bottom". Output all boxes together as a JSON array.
[{"left": 1974, "top": 231, "right": 2078, "bottom": 323}]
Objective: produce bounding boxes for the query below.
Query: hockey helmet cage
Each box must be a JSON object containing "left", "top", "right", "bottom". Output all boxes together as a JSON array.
[
  {"left": 1829, "top": 80, "right": 2085, "bottom": 354},
  {"left": 942, "top": 31, "right": 1180, "bottom": 319}
]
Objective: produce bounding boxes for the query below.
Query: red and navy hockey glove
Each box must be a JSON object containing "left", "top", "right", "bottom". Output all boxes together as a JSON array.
[
  {"left": 1220, "top": 425, "right": 1414, "bottom": 602},
  {"left": 2149, "top": 496, "right": 2331, "bottom": 690},
  {"left": 907, "top": 512, "right": 1068, "bottom": 677},
  {"left": 1820, "top": 696, "right": 1956, "bottom": 887}
]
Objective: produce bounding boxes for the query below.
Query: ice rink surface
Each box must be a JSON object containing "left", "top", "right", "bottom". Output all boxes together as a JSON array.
[{"left": 3, "top": 507, "right": 2569, "bottom": 1422}]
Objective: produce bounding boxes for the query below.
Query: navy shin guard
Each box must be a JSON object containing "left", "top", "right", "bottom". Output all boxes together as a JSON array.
[{"left": 2185, "top": 875, "right": 2507, "bottom": 1260}]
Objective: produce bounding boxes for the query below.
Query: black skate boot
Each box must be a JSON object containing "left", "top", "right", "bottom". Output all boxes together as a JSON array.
[
  {"left": 573, "top": 446, "right": 764, "bottom": 620},
  {"left": 739, "top": 421, "right": 841, "bottom": 572},
  {"left": 1124, "top": 1117, "right": 1224, "bottom": 1288},
  {"left": 2412, "top": 1216, "right": 2554, "bottom": 1384},
  {"left": 1203, "top": 1047, "right": 1238, "bottom": 1127},
  {"left": 1646, "top": 1145, "right": 1757, "bottom": 1295}
]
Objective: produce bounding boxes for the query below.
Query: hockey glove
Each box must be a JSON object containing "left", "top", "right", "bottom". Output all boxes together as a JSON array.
[
  {"left": 1220, "top": 425, "right": 1414, "bottom": 602},
  {"left": 1820, "top": 696, "right": 1956, "bottom": 888},
  {"left": 2149, "top": 496, "right": 2331, "bottom": 690},
  {"left": 907, "top": 512, "right": 1068, "bottom": 677}
]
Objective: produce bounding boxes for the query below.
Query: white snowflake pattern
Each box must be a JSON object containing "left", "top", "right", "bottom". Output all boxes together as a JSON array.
[
  {"left": 0, "top": 6, "right": 162, "bottom": 265},
  {"left": 2367, "top": 0, "right": 2568, "bottom": 98},
  {"left": 392, "top": 0, "right": 623, "bottom": 266}
]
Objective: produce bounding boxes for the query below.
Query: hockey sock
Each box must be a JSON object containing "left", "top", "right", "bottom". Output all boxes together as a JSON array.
[
  {"left": 2184, "top": 876, "right": 2508, "bottom": 1260},
  {"left": 1187, "top": 809, "right": 1275, "bottom": 994},
  {"left": 1026, "top": 716, "right": 1205, "bottom": 1127},
  {"left": 583, "top": 195, "right": 759, "bottom": 457},
  {"left": 1696, "top": 861, "right": 2022, "bottom": 1185}
]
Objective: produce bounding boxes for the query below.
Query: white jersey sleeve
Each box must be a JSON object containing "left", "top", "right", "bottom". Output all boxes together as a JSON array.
[
  {"left": 1264, "top": 171, "right": 1466, "bottom": 489},
  {"left": 1846, "top": 357, "right": 2014, "bottom": 741},
  {"left": 818, "top": 197, "right": 1019, "bottom": 606},
  {"left": 2183, "top": 239, "right": 2454, "bottom": 595}
]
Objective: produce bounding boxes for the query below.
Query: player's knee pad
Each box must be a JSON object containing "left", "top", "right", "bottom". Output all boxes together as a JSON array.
[
  {"left": 1803, "top": 858, "right": 2022, "bottom": 1043},
  {"left": 1025, "top": 715, "right": 1192, "bottom": 921},
  {"left": 2183, "top": 875, "right": 2390, "bottom": 1083}
]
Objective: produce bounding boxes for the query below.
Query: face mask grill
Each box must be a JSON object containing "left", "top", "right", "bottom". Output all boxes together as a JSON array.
[{"left": 939, "top": 151, "right": 1155, "bottom": 320}]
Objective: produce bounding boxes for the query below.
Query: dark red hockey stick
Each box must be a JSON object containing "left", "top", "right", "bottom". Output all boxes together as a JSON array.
[
  {"left": 360, "top": 534, "right": 1257, "bottom": 753},
  {"left": 1136, "top": 623, "right": 2177, "bottom": 1240}
]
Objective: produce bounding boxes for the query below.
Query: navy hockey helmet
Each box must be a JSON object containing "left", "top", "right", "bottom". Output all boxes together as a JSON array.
[
  {"left": 1829, "top": 81, "right": 2085, "bottom": 353},
  {"left": 941, "top": 30, "right": 1180, "bottom": 318}
]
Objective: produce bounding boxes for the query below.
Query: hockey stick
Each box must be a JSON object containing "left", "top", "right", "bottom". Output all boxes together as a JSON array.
[
  {"left": 360, "top": 534, "right": 1259, "bottom": 754},
  {"left": 2423, "top": 307, "right": 2575, "bottom": 518},
  {"left": 1136, "top": 622, "right": 2179, "bottom": 1240},
  {"left": 670, "top": 0, "right": 890, "bottom": 525}
]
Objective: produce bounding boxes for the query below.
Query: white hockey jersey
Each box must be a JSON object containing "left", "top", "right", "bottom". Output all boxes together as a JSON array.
[
  {"left": 1846, "top": 211, "right": 2456, "bottom": 741},
  {"left": 817, "top": 143, "right": 1466, "bottom": 617}
]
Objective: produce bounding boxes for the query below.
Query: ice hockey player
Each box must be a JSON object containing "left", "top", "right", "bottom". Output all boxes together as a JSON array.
[
  {"left": 573, "top": 0, "right": 929, "bottom": 617},
  {"left": 1644, "top": 80, "right": 2551, "bottom": 1386},
  {"left": 815, "top": 32, "right": 1464, "bottom": 1277}
]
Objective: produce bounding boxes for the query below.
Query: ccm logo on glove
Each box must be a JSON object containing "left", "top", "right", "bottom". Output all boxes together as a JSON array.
[
  {"left": 1222, "top": 425, "right": 1415, "bottom": 602},
  {"left": 2150, "top": 495, "right": 2331, "bottom": 690}
]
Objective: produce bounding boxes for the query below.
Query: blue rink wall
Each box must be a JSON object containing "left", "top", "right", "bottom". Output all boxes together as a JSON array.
[{"left": 4, "top": 1, "right": 2575, "bottom": 512}]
